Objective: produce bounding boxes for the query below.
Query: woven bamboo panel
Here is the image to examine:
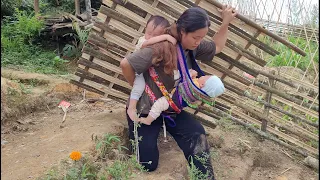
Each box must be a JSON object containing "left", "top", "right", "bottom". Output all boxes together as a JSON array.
[{"left": 70, "top": 0, "right": 318, "bottom": 158}]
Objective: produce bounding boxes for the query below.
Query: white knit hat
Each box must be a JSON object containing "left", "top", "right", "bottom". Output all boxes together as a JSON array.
[{"left": 201, "top": 76, "right": 225, "bottom": 98}]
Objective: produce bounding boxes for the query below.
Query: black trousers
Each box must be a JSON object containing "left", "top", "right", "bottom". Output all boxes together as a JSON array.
[{"left": 126, "top": 110, "right": 215, "bottom": 179}]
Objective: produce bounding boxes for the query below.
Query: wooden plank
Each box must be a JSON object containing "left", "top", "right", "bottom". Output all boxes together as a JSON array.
[
  {"left": 128, "top": 0, "right": 175, "bottom": 23},
  {"left": 102, "top": 32, "right": 136, "bottom": 52},
  {"left": 92, "top": 58, "right": 123, "bottom": 74},
  {"left": 78, "top": 59, "right": 131, "bottom": 89},
  {"left": 74, "top": 76, "right": 129, "bottom": 100},
  {"left": 102, "top": 0, "right": 145, "bottom": 27},
  {"left": 109, "top": 19, "right": 144, "bottom": 39}
]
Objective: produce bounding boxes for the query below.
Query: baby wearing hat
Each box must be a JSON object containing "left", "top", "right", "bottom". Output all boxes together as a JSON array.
[{"left": 138, "top": 69, "right": 225, "bottom": 125}]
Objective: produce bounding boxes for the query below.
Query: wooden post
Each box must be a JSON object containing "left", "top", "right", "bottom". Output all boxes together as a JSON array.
[
  {"left": 85, "top": 0, "right": 92, "bottom": 23},
  {"left": 261, "top": 70, "right": 275, "bottom": 132},
  {"left": 75, "top": 0, "right": 81, "bottom": 16},
  {"left": 34, "top": 0, "right": 39, "bottom": 14}
]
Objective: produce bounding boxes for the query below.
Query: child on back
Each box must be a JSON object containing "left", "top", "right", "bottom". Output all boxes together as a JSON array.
[{"left": 127, "top": 15, "right": 177, "bottom": 121}]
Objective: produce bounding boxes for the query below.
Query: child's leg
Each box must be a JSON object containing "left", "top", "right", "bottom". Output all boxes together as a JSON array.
[{"left": 128, "top": 74, "right": 145, "bottom": 121}]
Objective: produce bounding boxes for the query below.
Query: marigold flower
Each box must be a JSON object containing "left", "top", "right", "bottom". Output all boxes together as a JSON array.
[{"left": 69, "top": 151, "right": 82, "bottom": 161}]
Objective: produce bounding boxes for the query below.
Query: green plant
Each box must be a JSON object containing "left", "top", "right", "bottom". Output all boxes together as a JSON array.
[
  {"left": 194, "top": 152, "right": 210, "bottom": 170},
  {"left": 1, "top": 9, "right": 69, "bottom": 74},
  {"left": 209, "top": 149, "right": 220, "bottom": 160},
  {"left": 187, "top": 156, "right": 210, "bottom": 180},
  {"left": 95, "top": 133, "right": 127, "bottom": 160},
  {"left": 106, "top": 156, "right": 146, "bottom": 180},
  {"left": 264, "top": 36, "right": 319, "bottom": 72},
  {"left": 64, "top": 158, "right": 99, "bottom": 180},
  {"left": 19, "top": 83, "right": 32, "bottom": 94},
  {"left": 62, "top": 22, "right": 91, "bottom": 59},
  {"left": 306, "top": 114, "right": 318, "bottom": 123},
  {"left": 1, "top": 8, "right": 43, "bottom": 50}
]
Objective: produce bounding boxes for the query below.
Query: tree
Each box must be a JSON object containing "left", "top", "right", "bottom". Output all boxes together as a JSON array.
[{"left": 34, "top": 0, "right": 39, "bottom": 14}]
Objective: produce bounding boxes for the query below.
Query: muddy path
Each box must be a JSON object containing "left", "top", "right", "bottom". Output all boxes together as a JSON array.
[{"left": 1, "top": 69, "right": 318, "bottom": 180}]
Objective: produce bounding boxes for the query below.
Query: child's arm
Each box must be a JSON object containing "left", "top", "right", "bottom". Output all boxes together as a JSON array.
[
  {"left": 141, "top": 34, "right": 177, "bottom": 48},
  {"left": 138, "top": 97, "right": 169, "bottom": 125}
]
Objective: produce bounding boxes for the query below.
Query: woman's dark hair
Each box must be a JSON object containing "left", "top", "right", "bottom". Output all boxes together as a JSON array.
[
  {"left": 147, "top": 15, "right": 170, "bottom": 29},
  {"left": 167, "top": 7, "right": 210, "bottom": 41}
]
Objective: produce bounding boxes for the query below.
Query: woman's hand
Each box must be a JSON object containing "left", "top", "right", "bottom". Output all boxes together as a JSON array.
[
  {"left": 220, "top": 5, "right": 237, "bottom": 25},
  {"left": 166, "top": 35, "right": 177, "bottom": 45}
]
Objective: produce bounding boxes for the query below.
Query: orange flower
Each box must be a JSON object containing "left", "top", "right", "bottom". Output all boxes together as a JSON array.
[{"left": 69, "top": 151, "right": 82, "bottom": 161}]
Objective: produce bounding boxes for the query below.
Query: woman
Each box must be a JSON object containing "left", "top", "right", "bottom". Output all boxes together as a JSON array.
[{"left": 120, "top": 5, "right": 237, "bottom": 179}]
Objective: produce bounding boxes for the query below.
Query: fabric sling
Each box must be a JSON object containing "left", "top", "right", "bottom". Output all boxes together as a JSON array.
[{"left": 144, "top": 43, "right": 215, "bottom": 126}]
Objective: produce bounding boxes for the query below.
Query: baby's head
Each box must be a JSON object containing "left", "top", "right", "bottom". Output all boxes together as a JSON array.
[
  {"left": 145, "top": 15, "right": 170, "bottom": 40},
  {"left": 198, "top": 75, "right": 225, "bottom": 98}
]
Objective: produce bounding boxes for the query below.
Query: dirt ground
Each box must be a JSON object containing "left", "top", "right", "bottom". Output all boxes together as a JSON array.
[{"left": 1, "top": 69, "right": 319, "bottom": 180}]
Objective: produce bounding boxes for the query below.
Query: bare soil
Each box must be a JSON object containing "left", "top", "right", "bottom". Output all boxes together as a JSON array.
[{"left": 1, "top": 69, "right": 318, "bottom": 180}]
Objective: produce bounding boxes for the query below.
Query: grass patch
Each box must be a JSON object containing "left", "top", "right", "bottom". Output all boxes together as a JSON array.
[
  {"left": 1, "top": 9, "right": 70, "bottom": 75},
  {"left": 261, "top": 35, "right": 319, "bottom": 72}
]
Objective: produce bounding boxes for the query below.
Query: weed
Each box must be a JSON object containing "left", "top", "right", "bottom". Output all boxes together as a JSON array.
[
  {"left": 106, "top": 156, "right": 146, "bottom": 180},
  {"left": 306, "top": 139, "right": 319, "bottom": 149},
  {"left": 19, "top": 83, "right": 32, "bottom": 94},
  {"left": 209, "top": 149, "right": 220, "bottom": 160},
  {"left": 306, "top": 114, "right": 318, "bottom": 123},
  {"left": 262, "top": 35, "right": 319, "bottom": 72},
  {"left": 64, "top": 161, "right": 98, "bottom": 180},
  {"left": 194, "top": 152, "right": 210, "bottom": 170},
  {"left": 62, "top": 22, "right": 91, "bottom": 59},
  {"left": 187, "top": 156, "right": 210, "bottom": 180},
  {"left": 218, "top": 117, "right": 236, "bottom": 131},
  {"left": 94, "top": 133, "right": 127, "bottom": 161}
]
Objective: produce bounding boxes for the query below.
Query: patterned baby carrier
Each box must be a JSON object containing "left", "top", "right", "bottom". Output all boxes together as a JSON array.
[{"left": 145, "top": 43, "right": 215, "bottom": 127}]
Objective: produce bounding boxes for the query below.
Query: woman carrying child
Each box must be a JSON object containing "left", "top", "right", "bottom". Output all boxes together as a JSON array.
[{"left": 121, "top": 5, "right": 237, "bottom": 180}]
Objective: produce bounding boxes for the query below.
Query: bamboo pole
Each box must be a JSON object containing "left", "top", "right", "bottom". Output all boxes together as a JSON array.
[
  {"left": 185, "top": 110, "right": 217, "bottom": 129},
  {"left": 204, "top": 61, "right": 251, "bottom": 86},
  {"left": 216, "top": 52, "right": 260, "bottom": 77},
  {"left": 242, "top": 92, "right": 319, "bottom": 128},
  {"left": 221, "top": 31, "right": 262, "bottom": 80},
  {"left": 75, "top": 0, "right": 80, "bottom": 15},
  {"left": 85, "top": 0, "right": 92, "bottom": 23},
  {"left": 226, "top": 39, "right": 267, "bottom": 66},
  {"left": 204, "top": 0, "right": 306, "bottom": 56},
  {"left": 253, "top": 81, "right": 319, "bottom": 112},
  {"left": 261, "top": 72, "right": 275, "bottom": 132},
  {"left": 178, "top": 0, "right": 279, "bottom": 56},
  {"left": 207, "top": 15, "right": 279, "bottom": 56},
  {"left": 200, "top": 105, "right": 314, "bottom": 158},
  {"left": 222, "top": 80, "right": 319, "bottom": 128}
]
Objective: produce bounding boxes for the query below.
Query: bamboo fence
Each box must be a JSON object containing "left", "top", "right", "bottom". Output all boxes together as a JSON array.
[{"left": 70, "top": 0, "right": 319, "bottom": 159}]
